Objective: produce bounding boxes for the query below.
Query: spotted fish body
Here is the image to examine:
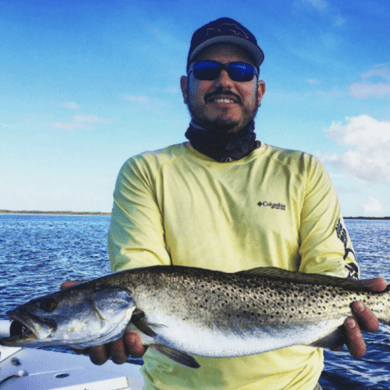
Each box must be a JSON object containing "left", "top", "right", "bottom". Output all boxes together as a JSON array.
[
  {"left": 122, "top": 267, "right": 390, "bottom": 358},
  {"left": 2, "top": 266, "right": 390, "bottom": 368}
]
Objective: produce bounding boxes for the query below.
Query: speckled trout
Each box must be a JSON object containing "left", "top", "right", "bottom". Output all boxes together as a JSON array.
[{"left": 1, "top": 266, "right": 390, "bottom": 368}]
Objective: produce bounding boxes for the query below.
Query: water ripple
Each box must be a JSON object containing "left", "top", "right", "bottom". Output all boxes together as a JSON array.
[{"left": 1, "top": 216, "right": 390, "bottom": 388}]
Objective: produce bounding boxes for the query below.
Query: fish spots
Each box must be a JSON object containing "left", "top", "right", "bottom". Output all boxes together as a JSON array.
[{"left": 137, "top": 266, "right": 390, "bottom": 335}]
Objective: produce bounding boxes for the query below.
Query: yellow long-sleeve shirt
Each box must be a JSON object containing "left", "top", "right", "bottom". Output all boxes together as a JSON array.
[{"left": 108, "top": 142, "right": 359, "bottom": 390}]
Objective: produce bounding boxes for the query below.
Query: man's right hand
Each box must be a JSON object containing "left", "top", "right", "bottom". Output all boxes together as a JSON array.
[
  {"left": 61, "top": 281, "right": 146, "bottom": 365},
  {"left": 89, "top": 332, "right": 146, "bottom": 365}
]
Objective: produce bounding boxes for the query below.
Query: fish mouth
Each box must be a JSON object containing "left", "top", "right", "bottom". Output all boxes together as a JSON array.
[
  {"left": 0, "top": 311, "right": 56, "bottom": 346},
  {"left": 12, "top": 319, "right": 37, "bottom": 340},
  {"left": 0, "top": 319, "right": 37, "bottom": 346}
]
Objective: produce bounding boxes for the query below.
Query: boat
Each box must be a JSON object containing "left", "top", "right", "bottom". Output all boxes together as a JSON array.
[{"left": 0, "top": 320, "right": 145, "bottom": 389}]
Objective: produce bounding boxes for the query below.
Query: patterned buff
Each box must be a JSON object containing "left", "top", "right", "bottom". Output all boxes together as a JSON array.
[{"left": 185, "top": 120, "right": 258, "bottom": 162}]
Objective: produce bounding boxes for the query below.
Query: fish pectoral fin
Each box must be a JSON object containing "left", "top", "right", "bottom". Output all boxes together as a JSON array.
[
  {"left": 151, "top": 344, "right": 200, "bottom": 369},
  {"left": 131, "top": 309, "right": 158, "bottom": 337}
]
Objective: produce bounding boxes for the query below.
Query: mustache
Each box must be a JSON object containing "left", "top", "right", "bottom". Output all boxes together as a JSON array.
[{"left": 204, "top": 88, "right": 241, "bottom": 104}]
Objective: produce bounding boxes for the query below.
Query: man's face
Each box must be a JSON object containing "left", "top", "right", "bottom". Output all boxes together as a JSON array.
[{"left": 181, "top": 44, "right": 266, "bottom": 134}]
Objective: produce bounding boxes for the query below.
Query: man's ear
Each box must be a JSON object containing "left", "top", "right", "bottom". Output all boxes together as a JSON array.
[
  {"left": 180, "top": 76, "right": 188, "bottom": 104},
  {"left": 257, "top": 80, "right": 266, "bottom": 107}
]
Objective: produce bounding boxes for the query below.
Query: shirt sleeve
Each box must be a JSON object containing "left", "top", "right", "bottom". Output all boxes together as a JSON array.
[
  {"left": 298, "top": 155, "right": 360, "bottom": 279},
  {"left": 108, "top": 157, "right": 172, "bottom": 272}
]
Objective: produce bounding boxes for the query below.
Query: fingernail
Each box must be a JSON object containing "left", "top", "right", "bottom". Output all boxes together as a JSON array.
[
  {"left": 346, "top": 318, "right": 356, "bottom": 329},
  {"left": 355, "top": 301, "right": 365, "bottom": 312}
]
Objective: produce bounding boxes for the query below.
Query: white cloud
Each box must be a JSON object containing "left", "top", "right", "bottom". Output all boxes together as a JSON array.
[
  {"left": 61, "top": 102, "right": 79, "bottom": 109},
  {"left": 74, "top": 115, "right": 109, "bottom": 123},
  {"left": 349, "top": 64, "right": 390, "bottom": 98},
  {"left": 363, "top": 197, "right": 385, "bottom": 213},
  {"left": 317, "top": 64, "right": 390, "bottom": 99},
  {"left": 298, "top": 0, "right": 328, "bottom": 12},
  {"left": 306, "top": 79, "right": 320, "bottom": 84},
  {"left": 52, "top": 115, "right": 109, "bottom": 129},
  {"left": 52, "top": 122, "right": 87, "bottom": 130},
  {"left": 321, "top": 115, "right": 390, "bottom": 182},
  {"left": 122, "top": 95, "right": 149, "bottom": 104},
  {"left": 349, "top": 83, "right": 390, "bottom": 98},
  {"left": 361, "top": 64, "right": 390, "bottom": 81},
  {"left": 166, "top": 86, "right": 180, "bottom": 94},
  {"left": 316, "top": 87, "right": 345, "bottom": 98}
]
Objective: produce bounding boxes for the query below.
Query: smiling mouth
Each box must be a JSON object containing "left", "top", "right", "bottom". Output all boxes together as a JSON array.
[
  {"left": 205, "top": 91, "right": 241, "bottom": 104},
  {"left": 209, "top": 98, "right": 237, "bottom": 104}
]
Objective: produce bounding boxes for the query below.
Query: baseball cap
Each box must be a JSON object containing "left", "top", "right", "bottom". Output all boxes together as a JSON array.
[{"left": 187, "top": 17, "right": 264, "bottom": 71}]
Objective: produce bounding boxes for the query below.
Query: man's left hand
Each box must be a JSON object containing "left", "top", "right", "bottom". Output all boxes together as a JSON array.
[{"left": 334, "top": 277, "right": 387, "bottom": 358}]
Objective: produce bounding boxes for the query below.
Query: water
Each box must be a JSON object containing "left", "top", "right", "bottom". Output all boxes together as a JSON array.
[
  {"left": 321, "top": 219, "right": 390, "bottom": 390},
  {"left": 0, "top": 215, "right": 389, "bottom": 389}
]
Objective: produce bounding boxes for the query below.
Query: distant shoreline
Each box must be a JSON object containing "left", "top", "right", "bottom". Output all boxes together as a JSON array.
[
  {"left": 0, "top": 210, "right": 389, "bottom": 220},
  {"left": 0, "top": 210, "right": 111, "bottom": 216},
  {"left": 344, "top": 216, "right": 390, "bottom": 220}
]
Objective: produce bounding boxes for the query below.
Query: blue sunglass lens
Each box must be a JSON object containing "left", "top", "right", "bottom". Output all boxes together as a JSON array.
[
  {"left": 193, "top": 62, "right": 221, "bottom": 80},
  {"left": 192, "top": 62, "right": 256, "bottom": 82},
  {"left": 228, "top": 63, "right": 255, "bottom": 82}
]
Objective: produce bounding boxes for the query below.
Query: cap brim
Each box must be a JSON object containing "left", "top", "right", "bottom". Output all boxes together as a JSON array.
[{"left": 189, "top": 36, "right": 264, "bottom": 67}]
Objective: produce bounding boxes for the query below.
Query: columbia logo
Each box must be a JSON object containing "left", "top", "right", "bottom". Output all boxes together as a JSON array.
[{"left": 257, "top": 201, "right": 286, "bottom": 211}]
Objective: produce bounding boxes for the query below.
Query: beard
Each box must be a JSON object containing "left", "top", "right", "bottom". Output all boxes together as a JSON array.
[{"left": 186, "top": 87, "right": 259, "bottom": 134}]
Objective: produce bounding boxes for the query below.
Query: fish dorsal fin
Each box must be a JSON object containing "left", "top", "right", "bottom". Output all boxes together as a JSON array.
[
  {"left": 151, "top": 344, "right": 200, "bottom": 369},
  {"left": 131, "top": 309, "right": 157, "bottom": 337},
  {"left": 236, "top": 267, "right": 366, "bottom": 291}
]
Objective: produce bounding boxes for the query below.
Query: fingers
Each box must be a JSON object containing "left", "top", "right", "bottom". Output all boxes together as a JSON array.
[
  {"left": 358, "top": 277, "right": 387, "bottom": 292},
  {"left": 89, "top": 344, "right": 110, "bottom": 365},
  {"left": 343, "top": 299, "right": 381, "bottom": 358},
  {"left": 110, "top": 338, "right": 129, "bottom": 364},
  {"left": 333, "top": 277, "right": 387, "bottom": 358},
  {"left": 89, "top": 333, "right": 146, "bottom": 366},
  {"left": 124, "top": 332, "right": 146, "bottom": 358},
  {"left": 60, "top": 281, "right": 83, "bottom": 290},
  {"left": 344, "top": 317, "right": 366, "bottom": 358},
  {"left": 109, "top": 332, "right": 146, "bottom": 364},
  {"left": 351, "top": 301, "right": 379, "bottom": 332}
]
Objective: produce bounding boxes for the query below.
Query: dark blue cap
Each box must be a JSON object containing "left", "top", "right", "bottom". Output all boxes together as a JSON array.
[{"left": 187, "top": 17, "right": 264, "bottom": 71}]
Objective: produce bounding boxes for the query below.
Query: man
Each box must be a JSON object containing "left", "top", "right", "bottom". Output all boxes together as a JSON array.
[{"left": 80, "top": 17, "right": 387, "bottom": 389}]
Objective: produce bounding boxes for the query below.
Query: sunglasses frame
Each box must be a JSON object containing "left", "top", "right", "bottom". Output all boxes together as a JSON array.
[{"left": 188, "top": 61, "right": 259, "bottom": 82}]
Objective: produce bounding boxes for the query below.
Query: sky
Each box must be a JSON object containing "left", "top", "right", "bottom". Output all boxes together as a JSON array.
[{"left": 1, "top": 0, "right": 389, "bottom": 216}]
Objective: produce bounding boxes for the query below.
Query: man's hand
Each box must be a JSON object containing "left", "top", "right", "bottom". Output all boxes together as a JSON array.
[
  {"left": 88, "top": 332, "right": 146, "bottom": 365},
  {"left": 333, "top": 277, "right": 387, "bottom": 358},
  {"left": 60, "top": 281, "right": 146, "bottom": 365}
]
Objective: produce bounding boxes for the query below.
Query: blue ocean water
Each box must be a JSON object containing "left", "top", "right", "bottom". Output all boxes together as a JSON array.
[{"left": 0, "top": 214, "right": 389, "bottom": 389}]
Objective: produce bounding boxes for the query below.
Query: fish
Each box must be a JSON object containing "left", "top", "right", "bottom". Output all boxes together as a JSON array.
[{"left": 1, "top": 266, "right": 390, "bottom": 368}]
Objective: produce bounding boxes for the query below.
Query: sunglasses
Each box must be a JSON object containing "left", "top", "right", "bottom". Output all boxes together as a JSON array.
[{"left": 189, "top": 61, "right": 259, "bottom": 82}]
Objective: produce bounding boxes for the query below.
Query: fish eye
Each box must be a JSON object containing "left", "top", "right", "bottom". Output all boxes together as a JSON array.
[{"left": 39, "top": 298, "right": 57, "bottom": 312}]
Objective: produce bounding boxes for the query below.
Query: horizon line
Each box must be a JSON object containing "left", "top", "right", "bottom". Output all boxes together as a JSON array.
[{"left": 0, "top": 210, "right": 389, "bottom": 220}]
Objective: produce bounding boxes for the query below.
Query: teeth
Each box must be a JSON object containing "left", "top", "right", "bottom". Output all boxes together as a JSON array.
[{"left": 212, "top": 98, "right": 235, "bottom": 103}]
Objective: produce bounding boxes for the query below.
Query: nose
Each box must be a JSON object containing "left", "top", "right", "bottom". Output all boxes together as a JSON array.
[{"left": 214, "top": 69, "right": 234, "bottom": 88}]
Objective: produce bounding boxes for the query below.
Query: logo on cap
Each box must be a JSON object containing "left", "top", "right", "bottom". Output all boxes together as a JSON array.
[{"left": 205, "top": 22, "right": 250, "bottom": 40}]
